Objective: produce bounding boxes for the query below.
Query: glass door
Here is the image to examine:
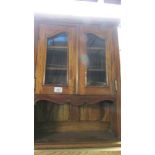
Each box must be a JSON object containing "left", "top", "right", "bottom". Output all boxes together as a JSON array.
[
  {"left": 78, "top": 25, "right": 114, "bottom": 95},
  {"left": 35, "top": 24, "right": 76, "bottom": 94},
  {"left": 86, "top": 33, "right": 107, "bottom": 86},
  {"left": 45, "top": 33, "right": 68, "bottom": 85}
]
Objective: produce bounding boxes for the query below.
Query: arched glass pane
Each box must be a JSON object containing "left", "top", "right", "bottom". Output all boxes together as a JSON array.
[
  {"left": 86, "top": 33, "right": 107, "bottom": 86},
  {"left": 45, "top": 33, "right": 68, "bottom": 85},
  {"left": 87, "top": 33, "right": 105, "bottom": 48},
  {"left": 47, "top": 33, "right": 68, "bottom": 46}
]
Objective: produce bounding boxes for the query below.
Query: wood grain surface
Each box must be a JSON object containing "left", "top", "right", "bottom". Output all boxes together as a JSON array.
[{"left": 35, "top": 148, "right": 121, "bottom": 155}]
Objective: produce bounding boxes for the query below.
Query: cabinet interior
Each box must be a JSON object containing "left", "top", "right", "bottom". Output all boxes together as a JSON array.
[{"left": 34, "top": 100, "right": 116, "bottom": 144}]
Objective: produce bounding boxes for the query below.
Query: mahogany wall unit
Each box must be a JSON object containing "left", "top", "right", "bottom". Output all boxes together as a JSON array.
[{"left": 34, "top": 15, "right": 121, "bottom": 149}]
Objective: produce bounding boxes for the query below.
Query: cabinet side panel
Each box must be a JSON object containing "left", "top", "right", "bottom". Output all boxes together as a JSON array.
[{"left": 112, "top": 28, "right": 121, "bottom": 138}]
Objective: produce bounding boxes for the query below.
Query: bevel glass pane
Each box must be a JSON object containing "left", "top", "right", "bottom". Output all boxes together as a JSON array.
[
  {"left": 87, "top": 71, "right": 106, "bottom": 86},
  {"left": 87, "top": 33, "right": 105, "bottom": 48},
  {"left": 87, "top": 49, "right": 105, "bottom": 69},
  {"left": 45, "top": 33, "right": 68, "bottom": 85},
  {"left": 86, "top": 33, "right": 107, "bottom": 86},
  {"left": 47, "top": 33, "right": 68, "bottom": 46},
  {"left": 45, "top": 70, "right": 67, "bottom": 85},
  {"left": 46, "top": 49, "right": 67, "bottom": 68}
]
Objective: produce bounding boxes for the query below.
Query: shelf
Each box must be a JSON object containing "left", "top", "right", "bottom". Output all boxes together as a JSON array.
[
  {"left": 34, "top": 130, "right": 119, "bottom": 149},
  {"left": 35, "top": 131, "right": 115, "bottom": 142},
  {"left": 35, "top": 139, "right": 120, "bottom": 149},
  {"left": 47, "top": 64, "right": 67, "bottom": 67},
  {"left": 46, "top": 67, "right": 67, "bottom": 71},
  {"left": 48, "top": 46, "right": 68, "bottom": 49},
  {"left": 87, "top": 68, "right": 105, "bottom": 71},
  {"left": 87, "top": 47, "right": 105, "bottom": 50}
]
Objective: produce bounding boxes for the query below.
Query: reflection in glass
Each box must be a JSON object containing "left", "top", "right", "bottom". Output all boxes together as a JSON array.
[
  {"left": 87, "top": 71, "right": 106, "bottom": 86},
  {"left": 45, "top": 33, "right": 68, "bottom": 85},
  {"left": 47, "top": 33, "right": 68, "bottom": 46},
  {"left": 86, "top": 33, "right": 106, "bottom": 86},
  {"left": 87, "top": 49, "right": 105, "bottom": 69},
  {"left": 46, "top": 49, "right": 67, "bottom": 68},
  {"left": 45, "top": 70, "right": 67, "bottom": 85},
  {"left": 87, "top": 33, "right": 105, "bottom": 48}
]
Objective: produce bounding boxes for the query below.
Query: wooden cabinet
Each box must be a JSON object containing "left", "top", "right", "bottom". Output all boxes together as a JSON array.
[
  {"left": 35, "top": 23, "right": 116, "bottom": 95},
  {"left": 34, "top": 16, "right": 121, "bottom": 149}
]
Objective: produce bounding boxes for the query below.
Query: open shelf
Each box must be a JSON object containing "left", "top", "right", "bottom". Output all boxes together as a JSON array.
[
  {"left": 34, "top": 101, "right": 118, "bottom": 149},
  {"left": 35, "top": 130, "right": 119, "bottom": 149},
  {"left": 34, "top": 121, "right": 118, "bottom": 149}
]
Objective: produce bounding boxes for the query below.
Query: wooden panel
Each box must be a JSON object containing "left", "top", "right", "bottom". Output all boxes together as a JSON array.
[
  {"left": 34, "top": 20, "right": 39, "bottom": 92},
  {"left": 70, "top": 105, "right": 80, "bottom": 121},
  {"left": 35, "top": 130, "right": 118, "bottom": 150},
  {"left": 112, "top": 28, "right": 121, "bottom": 138},
  {"left": 35, "top": 149, "right": 121, "bottom": 155},
  {"left": 35, "top": 140, "right": 120, "bottom": 149},
  {"left": 35, "top": 100, "right": 114, "bottom": 123},
  {"left": 35, "top": 101, "right": 70, "bottom": 122},
  {"left": 51, "top": 104, "right": 69, "bottom": 121},
  {"left": 80, "top": 104, "right": 101, "bottom": 121},
  {"left": 35, "top": 94, "right": 115, "bottom": 105},
  {"left": 34, "top": 21, "right": 39, "bottom": 70}
]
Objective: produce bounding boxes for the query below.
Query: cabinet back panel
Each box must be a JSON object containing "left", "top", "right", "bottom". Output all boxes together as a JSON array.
[
  {"left": 34, "top": 101, "right": 70, "bottom": 122},
  {"left": 35, "top": 101, "right": 113, "bottom": 122},
  {"left": 36, "top": 121, "right": 109, "bottom": 133}
]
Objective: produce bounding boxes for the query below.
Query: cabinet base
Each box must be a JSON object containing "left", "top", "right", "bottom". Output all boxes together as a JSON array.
[{"left": 35, "top": 147, "right": 121, "bottom": 155}]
